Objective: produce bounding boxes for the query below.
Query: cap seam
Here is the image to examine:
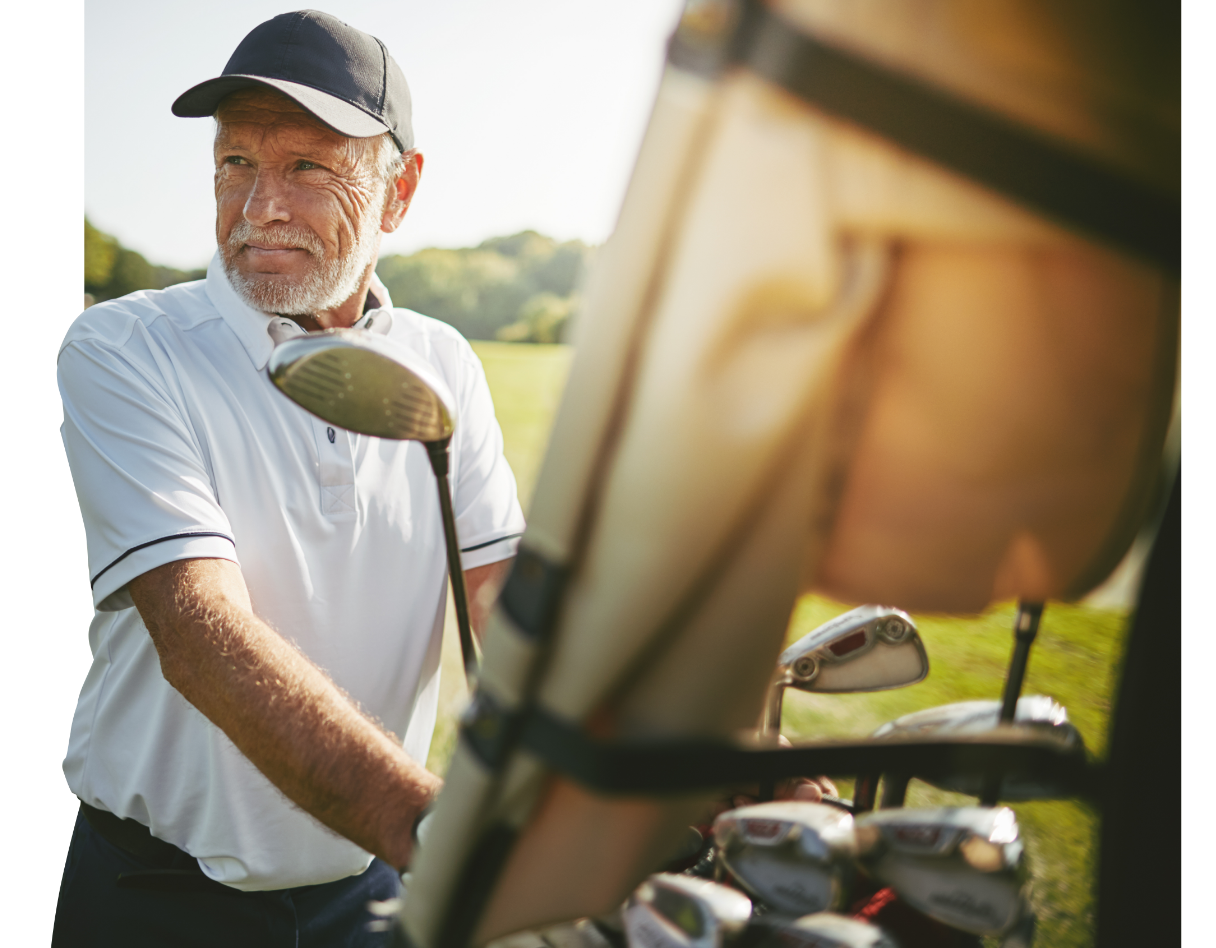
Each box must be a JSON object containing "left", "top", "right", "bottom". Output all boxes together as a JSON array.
[
  {"left": 374, "top": 36, "right": 389, "bottom": 113},
  {"left": 277, "top": 11, "right": 305, "bottom": 82}
]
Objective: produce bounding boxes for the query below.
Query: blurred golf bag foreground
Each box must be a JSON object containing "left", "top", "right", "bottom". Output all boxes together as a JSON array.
[{"left": 400, "top": 2, "right": 1177, "bottom": 946}]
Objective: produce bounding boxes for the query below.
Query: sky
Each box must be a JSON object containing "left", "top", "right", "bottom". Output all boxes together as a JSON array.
[{"left": 86, "top": 0, "right": 686, "bottom": 270}]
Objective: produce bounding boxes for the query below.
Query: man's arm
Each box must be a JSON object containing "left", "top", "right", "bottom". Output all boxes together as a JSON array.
[
  {"left": 466, "top": 557, "right": 513, "bottom": 643},
  {"left": 130, "top": 557, "right": 442, "bottom": 869}
]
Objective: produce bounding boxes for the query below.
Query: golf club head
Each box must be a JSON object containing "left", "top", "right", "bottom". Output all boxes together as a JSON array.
[
  {"left": 740, "top": 913, "right": 898, "bottom": 948},
  {"left": 268, "top": 328, "right": 456, "bottom": 441},
  {"left": 778, "top": 606, "right": 927, "bottom": 696},
  {"left": 871, "top": 695, "right": 1085, "bottom": 799},
  {"left": 854, "top": 807, "right": 1029, "bottom": 937},
  {"left": 713, "top": 802, "right": 856, "bottom": 917},
  {"left": 537, "top": 919, "right": 619, "bottom": 948},
  {"left": 623, "top": 874, "right": 752, "bottom": 948}
]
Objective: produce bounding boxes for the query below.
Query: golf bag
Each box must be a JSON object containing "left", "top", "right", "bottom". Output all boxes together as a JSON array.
[{"left": 400, "top": 3, "right": 1178, "bottom": 945}]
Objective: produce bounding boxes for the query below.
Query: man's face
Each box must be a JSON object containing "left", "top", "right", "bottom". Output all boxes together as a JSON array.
[{"left": 214, "top": 89, "right": 393, "bottom": 316}]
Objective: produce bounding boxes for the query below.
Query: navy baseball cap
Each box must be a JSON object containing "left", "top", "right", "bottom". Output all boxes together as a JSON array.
[{"left": 172, "top": 9, "right": 413, "bottom": 151}]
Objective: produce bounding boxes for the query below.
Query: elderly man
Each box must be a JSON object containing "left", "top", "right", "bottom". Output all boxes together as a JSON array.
[{"left": 53, "top": 11, "right": 524, "bottom": 946}]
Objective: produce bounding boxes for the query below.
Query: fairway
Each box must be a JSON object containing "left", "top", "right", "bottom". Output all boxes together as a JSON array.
[
  {"left": 471, "top": 340, "right": 575, "bottom": 513},
  {"left": 434, "top": 341, "right": 1122, "bottom": 947}
]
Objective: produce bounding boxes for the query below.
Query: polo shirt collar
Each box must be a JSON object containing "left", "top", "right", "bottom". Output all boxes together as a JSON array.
[
  {"left": 204, "top": 253, "right": 397, "bottom": 372},
  {"left": 205, "top": 252, "right": 278, "bottom": 371}
]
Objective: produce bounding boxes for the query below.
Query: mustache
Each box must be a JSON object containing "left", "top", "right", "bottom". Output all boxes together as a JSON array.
[{"left": 227, "top": 220, "right": 325, "bottom": 256}]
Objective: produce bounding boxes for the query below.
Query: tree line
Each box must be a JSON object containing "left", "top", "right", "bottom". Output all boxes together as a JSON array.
[{"left": 84, "top": 218, "right": 591, "bottom": 343}]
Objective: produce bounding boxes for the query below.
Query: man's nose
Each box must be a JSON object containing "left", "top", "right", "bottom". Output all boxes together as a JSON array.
[{"left": 243, "top": 171, "right": 293, "bottom": 226}]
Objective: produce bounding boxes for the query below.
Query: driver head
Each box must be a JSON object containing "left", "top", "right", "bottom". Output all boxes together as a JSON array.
[{"left": 268, "top": 328, "right": 455, "bottom": 441}]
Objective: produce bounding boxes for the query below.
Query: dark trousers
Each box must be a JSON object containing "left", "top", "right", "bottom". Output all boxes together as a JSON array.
[{"left": 53, "top": 809, "right": 401, "bottom": 947}]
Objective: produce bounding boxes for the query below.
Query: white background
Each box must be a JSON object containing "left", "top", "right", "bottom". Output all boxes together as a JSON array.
[
  {"left": 85, "top": 0, "right": 686, "bottom": 270},
  {"left": 5, "top": 114, "right": 82, "bottom": 223}
]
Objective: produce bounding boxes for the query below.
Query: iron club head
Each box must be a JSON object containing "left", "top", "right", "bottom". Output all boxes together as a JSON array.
[
  {"left": 761, "top": 606, "right": 928, "bottom": 736},
  {"left": 778, "top": 606, "right": 927, "bottom": 695},
  {"left": 854, "top": 806, "right": 1030, "bottom": 937},
  {"left": 871, "top": 695, "right": 1085, "bottom": 799},
  {"left": 712, "top": 802, "right": 856, "bottom": 917},
  {"left": 268, "top": 328, "right": 455, "bottom": 442},
  {"left": 623, "top": 874, "right": 753, "bottom": 948},
  {"left": 740, "top": 913, "right": 898, "bottom": 948}
]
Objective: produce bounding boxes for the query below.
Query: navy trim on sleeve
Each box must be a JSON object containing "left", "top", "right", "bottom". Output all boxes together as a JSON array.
[
  {"left": 460, "top": 533, "right": 524, "bottom": 554},
  {"left": 89, "top": 532, "right": 237, "bottom": 587}
]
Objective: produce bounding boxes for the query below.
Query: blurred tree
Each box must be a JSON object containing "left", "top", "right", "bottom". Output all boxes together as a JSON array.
[
  {"left": 377, "top": 231, "right": 592, "bottom": 341},
  {"left": 82, "top": 218, "right": 593, "bottom": 341},
  {"left": 84, "top": 217, "right": 119, "bottom": 293},
  {"left": 106, "top": 248, "right": 157, "bottom": 300},
  {"left": 496, "top": 292, "right": 579, "bottom": 344},
  {"left": 83, "top": 217, "right": 206, "bottom": 305}
]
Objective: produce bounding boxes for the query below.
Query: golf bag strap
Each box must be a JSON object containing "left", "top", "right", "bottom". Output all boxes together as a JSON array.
[
  {"left": 668, "top": 0, "right": 1178, "bottom": 272},
  {"left": 460, "top": 697, "right": 1098, "bottom": 799}
]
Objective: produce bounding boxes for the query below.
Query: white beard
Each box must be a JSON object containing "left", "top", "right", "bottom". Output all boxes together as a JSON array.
[{"left": 221, "top": 204, "right": 383, "bottom": 316}]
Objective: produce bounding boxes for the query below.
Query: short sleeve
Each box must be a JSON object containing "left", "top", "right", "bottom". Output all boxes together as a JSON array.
[
  {"left": 59, "top": 336, "right": 238, "bottom": 611},
  {"left": 450, "top": 349, "right": 526, "bottom": 570}
]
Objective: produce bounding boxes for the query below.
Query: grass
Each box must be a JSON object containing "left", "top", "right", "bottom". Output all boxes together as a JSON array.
[
  {"left": 432, "top": 341, "right": 1127, "bottom": 947},
  {"left": 471, "top": 340, "right": 575, "bottom": 512}
]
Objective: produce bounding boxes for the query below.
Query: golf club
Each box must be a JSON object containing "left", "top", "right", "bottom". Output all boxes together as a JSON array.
[
  {"left": 739, "top": 913, "right": 897, "bottom": 948},
  {"left": 982, "top": 602, "right": 1043, "bottom": 803},
  {"left": 623, "top": 874, "right": 752, "bottom": 948},
  {"left": 853, "top": 806, "right": 1030, "bottom": 939},
  {"left": 870, "top": 695, "right": 1085, "bottom": 803},
  {"left": 712, "top": 802, "right": 856, "bottom": 917},
  {"left": 268, "top": 328, "right": 479, "bottom": 683},
  {"left": 537, "top": 919, "right": 618, "bottom": 948},
  {"left": 759, "top": 605, "right": 927, "bottom": 800}
]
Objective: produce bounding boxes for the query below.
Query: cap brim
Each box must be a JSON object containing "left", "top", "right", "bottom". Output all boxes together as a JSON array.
[{"left": 172, "top": 75, "right": 391, "bottom": 139}]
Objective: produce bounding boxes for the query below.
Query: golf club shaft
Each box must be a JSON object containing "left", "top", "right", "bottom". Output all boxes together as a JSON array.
[
  {"left": 999, "top": 602, "right": 1043, "bottom": 723},
  {"left": 852, "top": 774, "right": 878, "bottom": 812},
  {"left": 879, "top": 773, "right": 910, "bottom": 809},
  {"left": 426, "top": 439, "right": 479, "bottom": 684},
  {"left": 757, "top": 684, "right": 785, "bottom": 801},
  {"left": 982, "top": 600, "right": 1043, "bottom": 804}
]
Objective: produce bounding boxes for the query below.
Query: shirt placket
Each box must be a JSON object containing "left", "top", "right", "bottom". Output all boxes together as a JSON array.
[{"left": 315, "top": 418, "right": 357, "bottom": 519}]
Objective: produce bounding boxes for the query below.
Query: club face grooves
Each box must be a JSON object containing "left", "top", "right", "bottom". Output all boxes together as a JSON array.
[{"left": 271, "top": 344, "right": 454, "bottom": 442}]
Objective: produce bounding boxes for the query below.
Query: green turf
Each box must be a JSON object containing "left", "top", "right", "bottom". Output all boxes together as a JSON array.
[
  {"left": 462, "top": 341, "right": 1125, "bottom": 947},
  {"left": 471, "top": 340, "right": 574, "bottom": 513}
]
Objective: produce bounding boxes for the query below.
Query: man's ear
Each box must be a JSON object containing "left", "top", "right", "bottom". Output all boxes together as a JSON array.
[{"left": 382, "top": 151, "right": 424, "bottom": 234}]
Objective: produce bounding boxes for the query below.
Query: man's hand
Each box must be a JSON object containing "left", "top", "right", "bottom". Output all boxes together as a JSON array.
[
  {"left": 702, "top": 735, "right": 839, "bottom": 823},
  {"left": 724, "top": 775, "right": 841, "bottom": 813},
  {"left": 130, "top": 557, "right": 442, "bottom": 869}
]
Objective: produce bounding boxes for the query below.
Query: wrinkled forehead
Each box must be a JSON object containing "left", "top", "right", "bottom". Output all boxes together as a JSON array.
[{"left": 214, "top": 87, "right": 349, "bottom": 147}]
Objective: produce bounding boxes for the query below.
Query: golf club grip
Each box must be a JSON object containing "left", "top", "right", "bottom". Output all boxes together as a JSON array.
[{"left": 425, "top": 440, "right": 479, "bottom": 684}]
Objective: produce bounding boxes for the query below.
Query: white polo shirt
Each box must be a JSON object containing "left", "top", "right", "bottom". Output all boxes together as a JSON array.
[{"left": 57, "top": 254, "right": 524, "bottom": 891}]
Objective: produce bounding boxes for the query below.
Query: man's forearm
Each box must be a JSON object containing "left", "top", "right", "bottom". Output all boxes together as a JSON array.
[
  {"left": 130, "top": 557, "right": 440, "bottom": 868},
  {"left": 467, "top": 557, "right": 513, "bottom": 642}
]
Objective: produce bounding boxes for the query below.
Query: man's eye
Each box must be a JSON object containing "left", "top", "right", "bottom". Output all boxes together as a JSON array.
[
  {"left": 298, "top": 161, "right": 319, "bottom": 171},
  {"left": 224, "top": 155, "right": 248, "bottom": 166}
]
